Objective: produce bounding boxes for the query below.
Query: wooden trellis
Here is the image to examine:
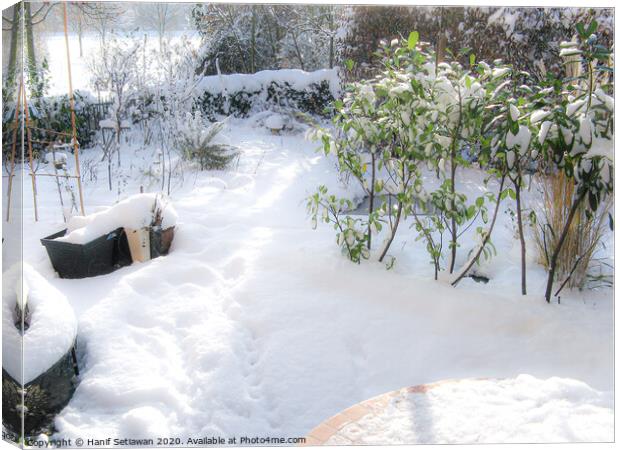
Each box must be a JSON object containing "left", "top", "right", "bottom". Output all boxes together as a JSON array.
[{"left": 4, "top": 2, "right": 85, "bottom": 222}]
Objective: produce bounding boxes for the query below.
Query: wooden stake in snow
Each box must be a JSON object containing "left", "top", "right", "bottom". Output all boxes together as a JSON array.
[{"left": 63, "top": 2, "right": 85, "bottom": 216}]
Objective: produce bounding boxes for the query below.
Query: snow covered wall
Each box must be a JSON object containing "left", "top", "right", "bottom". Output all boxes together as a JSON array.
[{"left": 195, "top": 68, "right": 341, "bottom": 119}]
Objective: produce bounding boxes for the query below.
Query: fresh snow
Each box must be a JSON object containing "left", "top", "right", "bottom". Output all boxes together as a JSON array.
[
  {"left": 530, "top": 109, "right": 550, "bottom": 124},
  {"left": 2, "top": 263, "right": 78, "bottom": 384},
  {"left": 326, "top": 375, "right": 613, "bottom": 444},
  {"left": 2, "top": 119, "right": 613, "bottom": 443},
  {"left": 505, "top": 125, "right": 531, "bottom": 153},
  {"left": 197, "top": 68, "right": 341, "bottom": 99}
]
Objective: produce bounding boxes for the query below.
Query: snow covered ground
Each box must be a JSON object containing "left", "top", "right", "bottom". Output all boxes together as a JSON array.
[{"left": 2, "top": 119, "right": 614, "bottom": 443}]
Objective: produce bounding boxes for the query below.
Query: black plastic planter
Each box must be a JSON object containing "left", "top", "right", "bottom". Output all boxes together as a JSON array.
[
  {"left": 41, "top": 228, "right": 132, "bottom": 279},
  {"left": 2, "top": 343, "right": 79, "bottom": 437}
]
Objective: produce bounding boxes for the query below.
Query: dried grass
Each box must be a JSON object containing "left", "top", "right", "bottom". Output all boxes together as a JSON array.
[{"left": 533, "top": 171, "right": 612, "bottom": 290}]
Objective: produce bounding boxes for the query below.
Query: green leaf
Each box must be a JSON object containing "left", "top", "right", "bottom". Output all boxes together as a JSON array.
[
  {"left": 476, "top": 196, "right": 484, "bottom": 208},
  {"left": 408, "top": 31, "right": 419, "bottom": 50},
  {"left": 576, "top": 23, "right": 586, "bottom": 38},
  {"left": 467, "top": 205, "right": 476, "bottom": 219},
  {"left": 586, "top": 21, "right": 598, "bottom": 36},
  {"left": 345, "top": 59, "right": 355, "bottom": 71},
  {"left": 508, "top": 188, "right": 516, "bottom": 200},
  {"left": 465, "top": 76, "right": 472, "bottom": 90},
  {"left": 481, "top": 209, "right": 488, "bottom": 223},
  {"left": 469, "top": 53, "right": 476, "bottom": 67}
]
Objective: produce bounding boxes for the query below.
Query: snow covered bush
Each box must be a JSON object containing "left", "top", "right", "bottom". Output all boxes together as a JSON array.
[
  {"left": 310, "top": 21, "right": 613, "bottom": 301},
  {"left": 148, "top": 37, "right": 207, "bottom": 193},
  {"left": 531, "top": 22, "right": 614, "bottom": 302},
  {"left": 309, "top": 33, "right": 503, "bottom": 276},
  {"left": 461, "top": 67, "right": 541, "bottom": 293},
  {"left": 31, "top": 90, "right": 98, "bottom": 152},
  {"left": 175, "top": 112, "right": 238, "bottom": 171}
]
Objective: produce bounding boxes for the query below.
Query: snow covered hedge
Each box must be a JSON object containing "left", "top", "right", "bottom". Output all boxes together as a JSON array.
[
  {"left": 2, "top": 90, "right": 99, "bottom": 160},
  {"left": 195, "top": 69, "right": 341, "bottom": 119},
  {"left": 33, "top": 90, "right": 99, "bottom": 151}
]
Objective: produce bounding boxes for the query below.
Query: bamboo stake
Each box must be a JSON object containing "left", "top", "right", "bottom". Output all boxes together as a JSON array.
[
  {"left": 22, "top": 83, "right": 39, "bottom": 221},
  {"left": 5, "top": 78, "right": 23, "bottom": 222},
  {"left": 63, "top": 2, "right": 85, "bottom": 215},
  {"left": 50, "top": 145, "right": 66, "bottom": 222}
]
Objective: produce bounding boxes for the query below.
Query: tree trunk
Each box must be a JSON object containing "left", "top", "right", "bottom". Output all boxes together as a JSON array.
[
  {"left": 448, "top": 138, "right": 458, "bottom": 273},
  {"left": 378, "top": 202, "right": 403, "bottom": 262},
  {"left": 7, "top": 5, "right": 20, "bottom": 84},
  {"left": 367, "top": 153, "right": 375, "bottom": 250},
  {"left": 78, "top": 13, "right": 83, "bottom": 57},
  {"left": 24, "top": 2, "right": 37, "bottom": 81},
  {"left": 514, "top": 179, "right": 527, "bottom": 295},
  {"left": 451, "top": 175, "right": 506, "bottom": 287},
  {"left": 250, "top": 7, "right": 256, "bottom": 72},
  {"left": 291, "top": 32, "right": 305, "bottom": 71},
  {"left": 543, "top": 192, "right": 586, "bottom": 303}
]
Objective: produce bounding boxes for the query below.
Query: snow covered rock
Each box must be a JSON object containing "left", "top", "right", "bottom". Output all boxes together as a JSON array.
[
  {"left": 59, "top": 193, "right": 177, "bottom": 245},
  {"left": 2, "top": 263, "right": 77, "bottom": 384}
]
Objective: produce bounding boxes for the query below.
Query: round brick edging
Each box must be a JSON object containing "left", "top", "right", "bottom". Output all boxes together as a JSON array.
[{"left": 300, "top": 379, "right": 469, "bottom": 446}]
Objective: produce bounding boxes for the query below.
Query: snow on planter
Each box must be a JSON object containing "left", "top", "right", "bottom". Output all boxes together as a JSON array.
[
  {"left": 2, "top": 263, "right": 79, "bottom": 436},
  {"left": 59, "top": 193, "right": 177, "bottom": 264}
]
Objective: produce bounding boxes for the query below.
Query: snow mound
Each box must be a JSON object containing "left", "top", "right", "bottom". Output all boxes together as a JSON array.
[
  {"left": 329, "top": 375, "right": 613, "bottom": 444},
  {"left": 197, "top": 68, "right": 340, "bottom": 99},
  {"left": 2, "top": 263, "right": 78, "bottom": 384},
  {"left": 59, "top": 193, "right": 177, "bottom": 245}
]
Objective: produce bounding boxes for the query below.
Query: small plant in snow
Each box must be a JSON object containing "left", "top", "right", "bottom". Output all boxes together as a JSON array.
[
  {"left": 307, "top": 185, "right": 370, "bottom": 263},
  {"left": 176, "top": 111, "right": 239, "bottom": 171}
]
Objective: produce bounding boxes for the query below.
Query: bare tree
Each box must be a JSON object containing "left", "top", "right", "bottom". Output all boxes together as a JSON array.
[
  {"left": 89, "top": 36, "right": 141, "bottom": 192},
  {"left": 132, "top": 2, "right": 181, "bottom": 51}
]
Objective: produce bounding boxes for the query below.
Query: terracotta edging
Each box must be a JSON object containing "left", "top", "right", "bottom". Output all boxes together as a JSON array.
[{"left": 301, "top": 379, "right": 465, "bottom": 446}]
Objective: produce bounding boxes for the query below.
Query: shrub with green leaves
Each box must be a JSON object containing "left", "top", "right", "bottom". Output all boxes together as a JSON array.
[
  {"left": 531, "top": 21, "right": 614, "bottom": 302},
  {"left": 308, "top": 22, "right": 613, "bottom": 301}
]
